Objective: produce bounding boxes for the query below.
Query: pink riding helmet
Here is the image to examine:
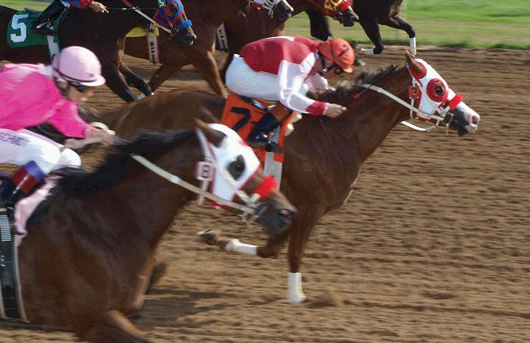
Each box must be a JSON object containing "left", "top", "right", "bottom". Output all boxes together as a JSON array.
[{"left": 52, "top": 46, "right": 106, "bottom": 87}]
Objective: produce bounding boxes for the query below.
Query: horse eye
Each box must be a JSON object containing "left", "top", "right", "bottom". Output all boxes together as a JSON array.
[
  {"left": 228, "top": 155, "right": 246, "bottom": 180},
  {"left": 434, "top": 83, "right": 445, "bottom": 96}
]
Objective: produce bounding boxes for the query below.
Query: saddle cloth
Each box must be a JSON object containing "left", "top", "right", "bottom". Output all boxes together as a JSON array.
[
  {"left": 221, "top": 94, "right": 297, "bottom": 165},
  {"left": 7, "top": 11, "right": 60, "bottom": 48}
]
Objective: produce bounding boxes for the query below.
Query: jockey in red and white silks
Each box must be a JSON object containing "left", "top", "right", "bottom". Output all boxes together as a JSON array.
[
  {"left": 225, "top": 36, "right": 355, "bottom": 150},
  {"left": 0, "top": 46, "right": 113, "bottom": 207},
  {"left": 226, "top": 36, "right": 354, "bottom": 117}
]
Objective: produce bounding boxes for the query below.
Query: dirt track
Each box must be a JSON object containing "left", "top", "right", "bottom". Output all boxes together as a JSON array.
[{"left": 1, "top": 46, "right": 529, "bottom": 343}]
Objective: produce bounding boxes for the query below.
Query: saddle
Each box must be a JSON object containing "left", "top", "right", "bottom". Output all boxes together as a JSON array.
[{"left": 221, "top": 94, "right": 297, "bottom": 165}]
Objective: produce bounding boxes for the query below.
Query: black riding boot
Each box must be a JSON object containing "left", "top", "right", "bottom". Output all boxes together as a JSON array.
[
  {"left": 0, "top": 163, "right": 45, "bottom": 208},
  {"left": 0, "top": 179, "right": 17, "bottom": 208},
  {"left": 248, "top": 112, "right": 283, "bottom": 152},
  {"left": 31, "top": 0, "right": 66, "bottom": 35}
]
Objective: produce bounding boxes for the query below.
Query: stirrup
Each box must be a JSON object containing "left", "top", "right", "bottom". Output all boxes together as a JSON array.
[{"left": 247, "top": 139, "right": 284, "bottom": 153}]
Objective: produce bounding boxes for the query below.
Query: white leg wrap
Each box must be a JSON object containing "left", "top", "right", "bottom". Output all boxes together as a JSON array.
[
  {"left": 224, "top": 239, "right": 257, "bottom": 255},
  {"left": 359, "top": 48, "right": 375, "bottom": 55},
  {"left": 287, "top": 272, "right": 306, "bottom": 304},
  {"left": 410, "top": 37, "right": 417, "bottom": 56}
]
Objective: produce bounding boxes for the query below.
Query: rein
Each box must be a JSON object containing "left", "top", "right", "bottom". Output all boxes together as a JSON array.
[
  {"left": 117, "top": 0, "right": 181, "bottom": 34},
  {"left": 130, "top": 128, "right": 265, "bottom": 224}
]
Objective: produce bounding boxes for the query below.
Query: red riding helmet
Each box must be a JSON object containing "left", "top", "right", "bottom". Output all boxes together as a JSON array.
[{"left": 318, "top": 38, "right": 355, "bottom": 73}]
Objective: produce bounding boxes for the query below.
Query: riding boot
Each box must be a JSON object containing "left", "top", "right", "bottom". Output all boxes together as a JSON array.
[
  {"left": 31, "top": 0, "right": 66, "bottom": 35},
  {"left": 0, "top": 162, "right": 46, "bottom": 208},
  {"left": 248, "top": 112, "right": 283, "bottom": 153}
]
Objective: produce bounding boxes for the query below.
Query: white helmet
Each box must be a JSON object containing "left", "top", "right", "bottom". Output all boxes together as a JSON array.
[{"left": 52, "top": 46, "right": 105, "bottom": 87}]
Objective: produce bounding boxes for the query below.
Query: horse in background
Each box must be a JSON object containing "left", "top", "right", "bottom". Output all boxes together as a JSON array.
[
  {"left": 0, "top": 0, "right": 196, "bottom": 102},
  {"left": 82, "top": 51, "right": 480, "bottom": 303},
  {"left": 306, "top": 0, "right": 416, "bottom": 55},
  {"left": 8, "top": 122, "right": 295, "bottom": 342},
  {"left": 122, "top": 0, "right": 356, "bottom": 97}
]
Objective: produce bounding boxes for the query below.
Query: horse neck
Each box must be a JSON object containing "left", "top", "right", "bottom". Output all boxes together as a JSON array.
[
  {"left": 101, "top": 137, "right": 201, "bottom": 247},
  {"left": 97, "top": 0, "right": 158, "bottom": 36},
  {"left": 187, "top": 0, "right": 247, "bottom": 28},
  {"left": 334, "top": 66, "right": 411, "bottom": 162}
]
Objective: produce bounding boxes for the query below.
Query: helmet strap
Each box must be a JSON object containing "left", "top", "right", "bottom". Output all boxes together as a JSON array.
[
  {"left": 53, "top": 78, "right": 73, "bottom": 100},
  {"left": 317, "top": 52, "right": 331, "bottom": 75}
]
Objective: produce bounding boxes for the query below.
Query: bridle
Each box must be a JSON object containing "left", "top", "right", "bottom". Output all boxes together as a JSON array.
[
  {"left": 118, "top": 0, "right": 192, "bottom": 36},
  {"left": 130, "top": 127, "right": 277, "bottom": 225},
  {"left": 251, "top": 0, "right": 293, "bottom": 18},
  {"left": 358, "top": 63, "right": 464, "bottom": 134}
]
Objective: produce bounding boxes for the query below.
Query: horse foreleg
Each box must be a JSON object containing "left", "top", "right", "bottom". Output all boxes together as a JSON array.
[
  {"left": 147, "top": 63, "right": 181, "bottom": 91},
  {"left": 286, "top": 207, "right": 325, "bottom": 304},
  {"left": 102, "top": 64, "right": 138, "bottom": 103},
  {"left": 198, "top": 228, "right": 289, "bottom": 258},
  {"left": 118, "top": 63, "right": 154, "bottom": 97},
  {"left": 380, "top": 15, "right": 416, "bottom": 55},
  {"left": 189, "top": 50, "right": 228, "bottom": 98},
  {"left": 305, "top": 9, "right": 332, "bottom": 41},
  {"left": 78, "top": 310, "right": 151, "bottom": 343},
  {"left": 359, "top": 17, "right": 384, "bottom": 54}
]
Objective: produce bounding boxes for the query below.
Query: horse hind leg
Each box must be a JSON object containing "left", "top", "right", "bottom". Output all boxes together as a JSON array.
[{"left": 80, "top": 310, "right": 151, "bottom": 343}]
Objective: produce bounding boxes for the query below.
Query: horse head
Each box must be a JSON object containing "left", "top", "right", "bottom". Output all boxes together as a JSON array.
[
  {"left": 323, "top": 0, "right": 358, "bottom": 27},
  {"left": 405, "top": 50, "right": 480, "bottom": 136},
  {"left": 250, "top": 0, "right": 293, "bottom": 21},
  {"left": 152, "top": 0, "right": 196, "bottom": 47},
  {"left": 195, "top": 120, "right": 296, "bottom": 236}
]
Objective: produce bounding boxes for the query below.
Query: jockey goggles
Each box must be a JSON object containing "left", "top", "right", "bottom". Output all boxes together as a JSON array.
[{"left": 70, "top": 83, "right": 95, "bottom": 94}]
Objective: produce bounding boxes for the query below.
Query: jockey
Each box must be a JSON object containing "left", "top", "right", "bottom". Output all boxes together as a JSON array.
[
  {"left": 0, "top": 46, "right": 114, "bottom": 208},
  {"left": 225, "top": 36, "right": 355, "bottom": 151},
  {"left": 31, "top": 0, "right": 109, "bottom": 35}
]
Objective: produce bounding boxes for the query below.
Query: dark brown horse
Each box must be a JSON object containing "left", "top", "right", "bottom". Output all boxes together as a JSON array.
[
  {"left": 84, "top": 51, "right": 481, "bottom": 303},
  {"left": 0, "top": 0, "right": 196, "bottom": 102},
  {"left": 306, "top": 0, "right": 416, "bottom": 54},
  {"left": 122, "top": 0, "right": 357, "bottom": 96},
  {"left": 6, "top": 122, "right": 294, "bottom": 342}
]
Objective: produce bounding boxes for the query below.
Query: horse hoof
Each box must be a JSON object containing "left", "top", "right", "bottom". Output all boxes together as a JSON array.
[{"left": 198, "top": 229, "right": 220, "bottom": 245}]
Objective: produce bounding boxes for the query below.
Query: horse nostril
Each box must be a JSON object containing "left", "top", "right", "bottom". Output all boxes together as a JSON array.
[{"left": 471, "top": 114, "right": 480, "bottom": 126}]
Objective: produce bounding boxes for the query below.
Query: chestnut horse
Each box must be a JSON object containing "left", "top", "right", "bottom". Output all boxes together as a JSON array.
[
  {"left": 5, "top": 122, "right": 294, "bottom": 342},
  {"left": 0, "top": 0, "right": 196, "bottom": 102},
  {"left": 80, "top": 51, "right": 481, "bottom": 304},
  {"left": 121, "top": 0, "right": 357, "bottom": 97}
]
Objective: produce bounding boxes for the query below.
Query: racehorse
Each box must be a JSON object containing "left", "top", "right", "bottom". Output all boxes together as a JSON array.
[
  {"left": 0, "top": 0, "right": 196, "bottom": 102},
  {"left": 79, "top": 51, "right": 481, "bottom": 304},
  {"left": 306, "top": 0, "right": 416, "bottom": 55},
  {"left": 4, "top": 122, "right": 295, "bottom": 342},
  {"left": 121, "top": 0, "right": 357, "bottom": 97}
]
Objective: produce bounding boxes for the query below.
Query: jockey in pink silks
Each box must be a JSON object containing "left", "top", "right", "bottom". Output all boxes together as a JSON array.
[
  {"left": 31, "top": 0, "right": 109, "bottom": 35},
  {"left": 0, "top": 46, "right": 114, "bottom": 208},
  {"left": 225, "top": 36, "right": 355, "bottom": 152}
]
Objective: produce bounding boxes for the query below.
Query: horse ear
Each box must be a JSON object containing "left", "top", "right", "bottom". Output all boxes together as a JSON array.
[
  {"left": 194, "top": 119, "right": 225, "bottom": 147},
  {"left": 405, "top": 49, "right": 425, "bottom": 75}
]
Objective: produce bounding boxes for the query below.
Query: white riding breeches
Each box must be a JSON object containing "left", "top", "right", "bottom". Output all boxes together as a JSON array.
[
  {"left": 225, "top": 55, "right": 280, "bottom": 101},
  {"left": 0, "top": 129, "right": 81, "bottom": 174}
]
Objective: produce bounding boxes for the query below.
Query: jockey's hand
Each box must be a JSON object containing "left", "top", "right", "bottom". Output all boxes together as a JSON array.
[
  {"left": 86, "top": 127, "right": 115, "bottom": 146},
  {"left": 324, "top": 103, "right": 347, "bottom": 118},
  {"left": 89, "top": 1, "right": 109, "bottom": 14}
]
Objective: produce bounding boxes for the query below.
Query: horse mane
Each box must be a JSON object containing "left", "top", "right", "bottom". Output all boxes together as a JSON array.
[
  {"left": 314, "top": 65, "right": 399, "bottom": 104},
  {"left": 55, "top": 130, "right": 194, "bottom": 198}
]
